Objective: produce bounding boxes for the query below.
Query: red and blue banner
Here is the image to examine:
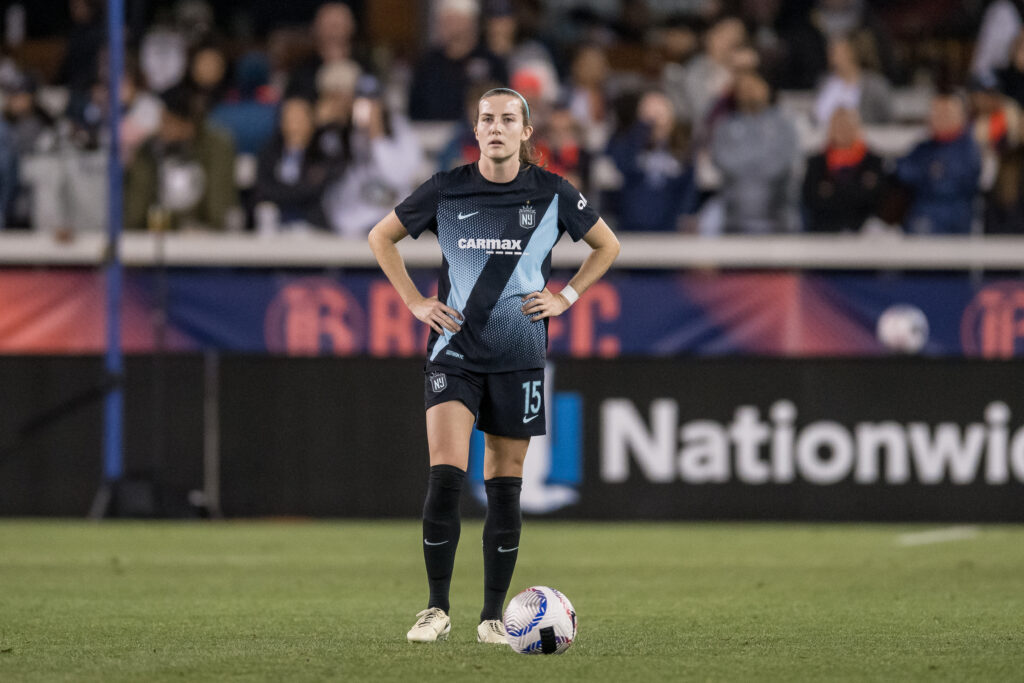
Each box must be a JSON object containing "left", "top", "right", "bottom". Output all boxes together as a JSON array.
[{"left": 1, "top": 269, "right": 1022, "bottom": 358}]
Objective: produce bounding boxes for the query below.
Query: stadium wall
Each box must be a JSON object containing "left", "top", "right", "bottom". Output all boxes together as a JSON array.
[{"left": 2, "top": 356, "right": 1022, "bottom": 521}]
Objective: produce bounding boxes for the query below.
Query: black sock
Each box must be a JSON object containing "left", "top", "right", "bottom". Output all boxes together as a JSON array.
[
  {"left": 422, "top": 464, "right": 465, "bottom": 614},
  {"left": 480, "top": 476, "right": 523, "bottom": 622}
]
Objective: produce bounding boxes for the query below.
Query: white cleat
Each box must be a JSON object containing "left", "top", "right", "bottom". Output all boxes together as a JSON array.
[
  {"left": 407, "top": 607, "right": 451, "bottom": 643},
  {"left": 477, "top": 619, "right": 509, "bottom": 645}
]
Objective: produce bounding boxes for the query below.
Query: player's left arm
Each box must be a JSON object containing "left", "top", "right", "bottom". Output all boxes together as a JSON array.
[{"left": 521, "top": 218, "right": 620, "bottom": 322}]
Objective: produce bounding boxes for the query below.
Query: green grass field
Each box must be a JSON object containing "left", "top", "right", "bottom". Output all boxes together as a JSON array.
[{"left": 1, "top": 521, "right": 1022, "bottom": 682}]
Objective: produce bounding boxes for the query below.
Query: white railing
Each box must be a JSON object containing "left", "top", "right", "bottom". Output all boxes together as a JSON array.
[{"left": 2, "top": 232, "right": 1024, "bottom": 270}]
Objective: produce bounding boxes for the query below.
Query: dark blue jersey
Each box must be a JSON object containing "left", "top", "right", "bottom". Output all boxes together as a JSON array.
[{"left": 395, "top": 162, "right": 600, "bottom": 372}]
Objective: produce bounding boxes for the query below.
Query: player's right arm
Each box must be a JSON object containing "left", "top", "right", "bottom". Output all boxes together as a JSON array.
[{"left": 368, "top": 210, "right": 463, "bottom": 334}]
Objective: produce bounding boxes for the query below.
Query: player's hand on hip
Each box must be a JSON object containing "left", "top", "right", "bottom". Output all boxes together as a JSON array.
[
  {"left": 410, "top": 296, "right": 463, "bottom": 334},
  {"left": 521, "top": 288, "right": 569, "bottom": 322}
]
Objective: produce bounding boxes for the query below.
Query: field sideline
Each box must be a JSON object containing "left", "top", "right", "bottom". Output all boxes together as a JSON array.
[{"left": 1, "top": 520, "right": 1022, "bottom": 682}]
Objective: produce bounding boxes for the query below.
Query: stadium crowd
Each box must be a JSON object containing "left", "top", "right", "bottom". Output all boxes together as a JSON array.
[{"left": 0, "top": 0, "right": 1022, "bottom": 237}]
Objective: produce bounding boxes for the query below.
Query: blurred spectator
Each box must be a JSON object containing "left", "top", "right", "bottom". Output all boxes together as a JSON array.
[
  {"left": 484, "top": 0, "right": 557, "bottom": 83},
  {"left": 253, "top": 97, "right": 342, "bottom": 230},
  {"left": 438, "top": 81, "right": 499, "bottom": 170},
  {"left": 64, "top": 54, "right": 162, "bottom": 163},
  {"left": 969, "top": 73, "right": 1022, "bottom": 191},
  {"left": 777, "top": 0, "right": 898, "bottom": 89},
  {"left": 659, "top": 16, "right": 704, "bottom": 123},
  {"left": 187, "top": 42, "right": 230, "bottom": 114},
  {"left": 739, "top": 0, "right": 786, "bottom": 86},
  {"left": 58, "top": 0, "right": 106, "bottom": 96},
  {"left": 210, "top": 52, "right": 278, "bottom": 155},
  {"left": 125, "top": 85, "right": 238, "bottom": 231},
  {"left": 676, "top": 16, "right": 747, "bottom": 133},
  {"left": 814, "top": 36, "right": 893, "bottom": 126},
  {"left": 895, "top": 93, "right": 981, "bottom": 234},
  {"left": 314, "top": 58, "right": 360, "bottom": 135},
  {"left": 0, "top": 119, "right": 15, "bottom": 230},
  {"left": 119, "top": 59, "right": 165, "bottom": 165},
  {"left": 566, "top": 44, "right": 612, "bottom": 151},
  {"left": 1, "top": 71, "right": 57, "bottom": 157},
  {"left": 607, "top": 90, "right": 696, "bottom": 232},
  {"left": 710, "top": 69, "right": 799, "bottom": 233},
  {"left": 285, "top": 3, "right": 360, "bottom": 101},
  {"left": 802, "top": 107, "right": 885, "bottom": 232},
  {"left": 612, "top": 0, "right": 652, "bottom": 45},
  {"left": 996, "top": 30, "right": 1024, "bottom": 107},
  {"left": 967, "top": 74, "right": 1024, "bottom": 233},
  {"left": 324, "top": 76, "right": 422, "bottom": 237},
  {"left": 972, "top": 0, "right": 1024, "bottom": 81},
  {"left": 139, "top": 24, "right": 189, "bottom": 94},
  {"left": 984, "top": 144, "right": 1024, "bottom": 233},
  {"left": 534, "top": 104, "right": 590, "bottom": 193},
  {"left": 408, "top": 0, "right": 508, "bottom": 121}
]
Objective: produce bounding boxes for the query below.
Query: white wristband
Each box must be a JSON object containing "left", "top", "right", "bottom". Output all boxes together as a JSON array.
[{"left": 559, "top": 284, "right": 580, "bottom": 307}]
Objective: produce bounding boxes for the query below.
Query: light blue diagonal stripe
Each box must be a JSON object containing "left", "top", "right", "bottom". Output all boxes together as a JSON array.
[{"left": 507, "top": 195, "right": 559, "bottom": 295}]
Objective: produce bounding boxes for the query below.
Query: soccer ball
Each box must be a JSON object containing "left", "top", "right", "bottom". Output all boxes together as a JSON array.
[
  {"left": 876, "top": 304, "right": 929, "bottom": 354},
  {"left": 503, "top": 586, "right": 577, "bottom": 654}
]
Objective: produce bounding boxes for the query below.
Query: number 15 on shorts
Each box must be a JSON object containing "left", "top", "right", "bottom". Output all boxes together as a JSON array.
[{"left": 522, "top": 380, "right": 542, "bottom": 423}]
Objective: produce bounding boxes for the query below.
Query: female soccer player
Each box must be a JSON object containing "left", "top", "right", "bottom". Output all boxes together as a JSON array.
[{"left": 368, "top": 88, "right": 619, "bottom": 644}]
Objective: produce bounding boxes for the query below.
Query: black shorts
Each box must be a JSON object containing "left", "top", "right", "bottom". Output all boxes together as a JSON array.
[{"left": 424, "top": 362, "right": 546, "bottom": 438}]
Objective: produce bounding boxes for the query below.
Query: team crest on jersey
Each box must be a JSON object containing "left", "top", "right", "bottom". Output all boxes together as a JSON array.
[
  {"left": 519, "top": 204, "right": 536, "bottom": 229},
  {"left": 430, "top": 372, "right": 447, "bottom": 393}
]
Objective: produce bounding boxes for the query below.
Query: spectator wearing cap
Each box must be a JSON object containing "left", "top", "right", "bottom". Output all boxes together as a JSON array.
[
  {"left": 324, "top": 75, "right": 423, "bottom": 237},
  {"left": 814, "top": 36, "right": 893, "bottom": 127},
  {"left": 710, "top": 69, "right": 800, "bottom": 233},
  {"left": 802, "top": 107, "right": 885, "bottom": 232},
  {"left": 125, "top": 85, "right": 238, "bottom": 231},
  {"left": 286, "top": 3, "right": 361, "bottom": 101},
  {"left": 253, "top": 97, "right": 343, "bottom": 230},
  {"left": 895, "top": 93, "right": 981, "bottom": 234},
  {"left": 607, "top": 90, "right": 697, "bottom": 231},
  {"left": 408, "top": 0, "right": 508, "bottom": 121}
]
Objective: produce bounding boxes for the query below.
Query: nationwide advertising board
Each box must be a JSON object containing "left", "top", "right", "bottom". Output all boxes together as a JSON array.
[{"left": 538, "top": 359, "right": 1024, "bottom": 521}]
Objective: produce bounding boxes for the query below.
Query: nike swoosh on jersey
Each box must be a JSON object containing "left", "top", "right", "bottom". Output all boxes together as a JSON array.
[
  {"left": 497, "top": 546, "right": 518, "bottom": 553},
  {"left": 457, "top": 211, "right": 479, "bottom": 219},
  {"left": 522, "top": 414, "right": 539, "bottom": 423},
  {"left": 424, "top": 539, "right": 449, "bottom": 546}
]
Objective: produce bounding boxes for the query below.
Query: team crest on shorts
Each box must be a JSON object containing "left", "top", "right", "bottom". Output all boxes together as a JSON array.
[
  {"left": 430, "top": 372, "right": 447, "bottom": 393},
  {"left": 519, "top": 204, "right": 536, "bottom": 229}
]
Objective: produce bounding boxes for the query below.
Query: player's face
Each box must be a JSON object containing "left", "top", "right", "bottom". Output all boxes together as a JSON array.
[{"left": 475, "top": 95, "right": 533, "bottom": 162}]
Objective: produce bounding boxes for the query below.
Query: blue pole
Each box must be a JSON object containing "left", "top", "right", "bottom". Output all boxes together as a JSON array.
[{"left": 103, "top": 0, "right": 125, "bottom": 483}]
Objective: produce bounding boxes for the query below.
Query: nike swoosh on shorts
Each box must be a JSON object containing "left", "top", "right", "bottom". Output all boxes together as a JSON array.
[
  {"left": 523, "top": 414, "right": 539, "bottom": 423},
  {"left": 424, "top": 539, "right": 449, "bottom": 546},
  {"left": 497, "top": 546, "right": 518, "bottom": 553}
]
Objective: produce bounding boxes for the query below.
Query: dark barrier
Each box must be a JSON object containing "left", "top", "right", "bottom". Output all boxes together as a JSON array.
[
  {"left": 2, "top": 356, "right": 1022, "bottom": 520},
  {"left": 553, "top": 358, "right": 1024, "bottom": 521},
  {"left": 0, "top": 356, "right": 204, "bottom": 516}
]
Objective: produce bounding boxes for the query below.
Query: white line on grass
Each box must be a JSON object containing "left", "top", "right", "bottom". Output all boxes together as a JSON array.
[{"left": 896, "top": 526, "right": 980, "bottom": 547}]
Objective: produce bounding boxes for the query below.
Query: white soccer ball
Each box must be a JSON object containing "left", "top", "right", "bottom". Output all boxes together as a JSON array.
[
  {"left": 876, "top": 304, "right": 929, "bottom": 354},
  {"left": 503, "top": 586, "right": 577, "bottom": 654}
]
